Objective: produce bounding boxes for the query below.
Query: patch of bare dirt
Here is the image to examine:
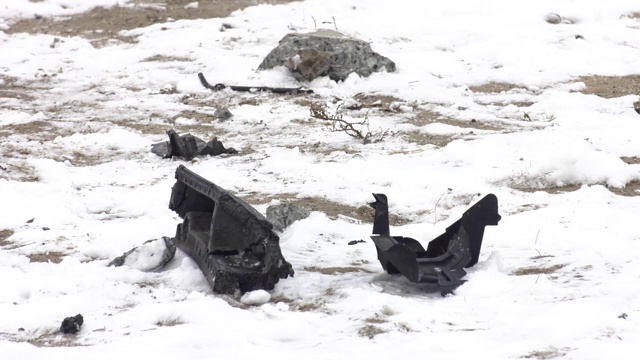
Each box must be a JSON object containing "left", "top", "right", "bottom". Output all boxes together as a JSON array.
[
  {"left": 349, "top": 93, "right": 411, "bottom": 112},
  {"left": 621, "top": 156, "right": 640, "bottom": 165},
  {"left": 26, "top": 251, "right": 66, "bottom": 264},
  {"left": 303, "top": 266, "right": 374, "bottom": 275},
  {"left": 0, "top": 121, "right": 59, "bottom": 140},
  {"left": 0, "top": 229, "right": 15, "bottom": 247},
  {"left": 0, "top": 162, "right": 40, "bottom": 182},
  {"left": 0, "top": 75, "right": 54, "bottom": 105},
  {"left": 409, "top": 109, "right": 506, "bottom": 131},
  {"left": 468, "top": 82, "right": 539, "bottom": 108},
  {"left": 400, "top": 131, "right": 454, "bottom": 147},
  {"left": 609, "top": 181, "right": 640, "bottom": 197},
  {"left": 240, "top": 193, "right": 411, "bottom": 225},
  {"left": 516, "top": 184, "right": 582, "bottom": 194},
  {"left": 469, "top": 82, "right": 523, "bottom": 93},
  {"left": 621, "top": 12, "right": 640, "bottom": 19},
  {"left": 0, "top": 76, "right": 41, "bottom": 102},
  {"left": 513, "top": 263, "right": 566, "bottom": 276},
  {"left": 270, "top": 296, "right": 325, "bottom": 312},
  {"left": 6, "top": 0, "right": 299, "bottom": 47},
  {"left": 578, "top": 75, "right": 640, "bottom": 99},
  {"left": 358, "top": 324, "right": 386, "bottom": 339},
  {"left": 140, "top": 55, "right": 192, "bottom": 62},
  {"left": 521, "top": 348, "right": 569, "bottom": 360}
]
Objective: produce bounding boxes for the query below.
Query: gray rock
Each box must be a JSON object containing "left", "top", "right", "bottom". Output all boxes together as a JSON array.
[
  {"left": 266, "top": 203, "right": 311, "bottom": 232},
  {"left": 214, "top": 107, "right": 233, "bottom": 121},
  {"left": 108, "top": 237, "right": 176, "bottom": 272},
  {"left": 544, "top": 13, "right": 575, "bottom": 25},
  {"left": 258, "top": 29, "right": 396, "bottom": 82}
]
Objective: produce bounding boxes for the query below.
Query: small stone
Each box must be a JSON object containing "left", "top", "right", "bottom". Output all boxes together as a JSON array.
[
  {"left": 544, "top": 13, "right": 562, "bottom": 24},
  {"left": 214, "top": 107, "right": 233, "bottom": 120},
  {"left": 544, "top": 13, "right": 575, "bottom": 25}
]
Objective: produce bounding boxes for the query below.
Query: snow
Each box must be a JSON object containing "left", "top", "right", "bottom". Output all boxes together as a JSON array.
[
  {"left": 240, "top": 290, "right": 271, "bottom": 306},
  {"left": 1, "top": 0, "right": 640, "bottom": 359}
]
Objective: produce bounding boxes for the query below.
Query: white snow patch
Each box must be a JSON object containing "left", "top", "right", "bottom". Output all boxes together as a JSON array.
[{"left": 240, "top": 290, "right": 271, "bottom": 305}]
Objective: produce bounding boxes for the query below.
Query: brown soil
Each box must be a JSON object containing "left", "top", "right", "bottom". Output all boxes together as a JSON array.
[
  {"left": 409, "top": 109, "right": 507, "bottom": 132},
  {"left": 0, "top": 229, "right": 15, "bottom": 247},
  {"left": 513, "top": 263, "right": 566, "bottom": 276},
  {"left": 26, "top": 251, "right": 66, "bottom": 264},
  {"left": 622, "top": 12, "right": 640, "bottom": 19},
  {"left": 609, "top": 181, "right": 640, "bottom": 197},
  {"left": 240, "top": 193, "right": 411, "bottom": 226},
  {"left": 303, "top": 266, "right": 373, "bottom": 275},
  {"left": 469, "top": 82, "right": 523, "bottom": 93},
  {"left": 578, "top": 75, "right": 640, "bottom": 99},
  {"left": 516, "top": 184, "right": 582, "bottom": 194},
  {"left": 358, "top": 324, "right": 386, "bottom": 339},
  {"left": 7, "top": 0, "right": 299, "bottom": 46},
  {"left": 400, "top": 131, "right": 454, "bottom": 147},
  {"left": 621, "top": 156, "right": 640, "bottom": 165}
]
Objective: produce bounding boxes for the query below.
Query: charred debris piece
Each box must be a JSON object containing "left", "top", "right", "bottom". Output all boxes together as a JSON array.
[
  {"left": 369, "top": 193, "right": 501, "bottom": 294},
  {"left": 198, "top": 72, "right": 313, "bottom": 94},
  {"left": 169, "top": 165, "right": 294, "bottom": 294},
  {"left": 151, "top": 129, "right": 237, "bottom": 161},
  {"left": 60, "top": 314, "right": 83, "bottom": 334}
]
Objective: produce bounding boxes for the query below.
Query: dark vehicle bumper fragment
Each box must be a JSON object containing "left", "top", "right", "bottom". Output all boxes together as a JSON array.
[
  {"left": 169, "top": 165, "right": 294, "bottom": 294},
  {"left": 370, "top": 193, "right": 501, "bottom": 293}
]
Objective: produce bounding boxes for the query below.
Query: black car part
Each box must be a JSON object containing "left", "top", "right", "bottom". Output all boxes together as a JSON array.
[
  {"left": 369, "top": 193, "right": 501, "bottom": 294},
  {"left": 198, "top": 72, "right": 313, "bottom": 94},
  {"left": 151, "top": 129, "right": 237, "bottom": 161},
  {"left": 169, "top": 165, "right": 294, "bottom": 294}
]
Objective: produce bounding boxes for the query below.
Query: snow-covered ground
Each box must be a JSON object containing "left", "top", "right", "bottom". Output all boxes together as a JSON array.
[{"left": 2, "top": 0, "right": 640, "bottom": 359}]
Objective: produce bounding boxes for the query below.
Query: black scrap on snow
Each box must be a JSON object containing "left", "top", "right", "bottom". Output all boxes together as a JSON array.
[
  {"left": 198, "top": 72, "right": 313, "bottom": 94},
  {"left": 60, "top": 314, "right": 84, "bottom": 334},
  {"left": 151, "top": 129, "right": 237, "bottom": 161},
  {"left": 169, "top": 165, "right": 294, "bottom": 294},
  {"left": 369, "top": 193, "right": 501, "bottom": 294}
]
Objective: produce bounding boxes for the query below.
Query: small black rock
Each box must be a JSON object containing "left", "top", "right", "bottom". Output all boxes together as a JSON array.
[{"left": 60, "top": 314, "right": 84, "bottom": 334}]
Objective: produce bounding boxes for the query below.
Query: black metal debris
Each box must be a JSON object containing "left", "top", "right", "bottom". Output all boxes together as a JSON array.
[
  {"left": 369, "top": 193, "right": 501, "bottom": 294},
  {"left": 151, "top": 129, "right": 237, "bottom": 161},
  {"left": 198, "top": 72, "right": 313, "bottom": 94},
  {"left": 60, "top": 314, "right": 83, "bottom": 334},
  {"left": 169, "top": 165, "right": 294, "bottom": 294}
]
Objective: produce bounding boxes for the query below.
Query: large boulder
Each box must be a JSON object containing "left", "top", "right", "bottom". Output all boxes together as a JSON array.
[
  {"left": 258, "top": 29, "right": 396, "bottom": 82},
  {"left": 266, "top": 203, "right": 310, "bottom": 232}
]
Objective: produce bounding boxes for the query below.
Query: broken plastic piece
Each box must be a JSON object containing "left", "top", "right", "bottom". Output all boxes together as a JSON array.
[
  {"left": 151, "top": 129, "right": 237, "bottom": 161},
  {"left": 369, "top": 193, "right": 500, "bottom": 294},
  {"left": 169, "top": 165, "right": 294, "bottom": 294},
  {"left": 60, "top": 314, "right": 83, "bottom": 334}
]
